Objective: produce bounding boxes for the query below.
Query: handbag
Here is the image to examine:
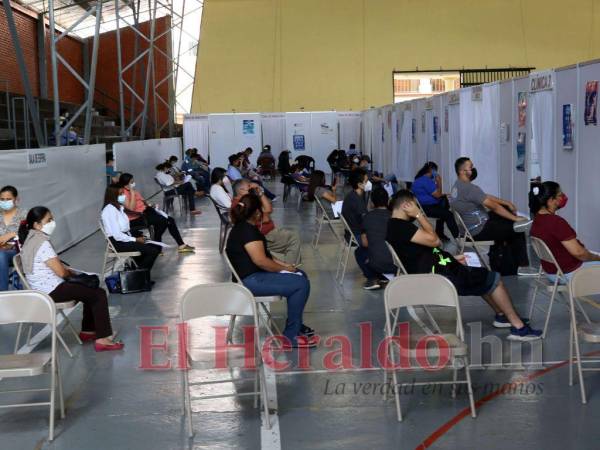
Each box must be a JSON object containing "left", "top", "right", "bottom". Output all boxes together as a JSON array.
[
  {"left": 118, "top": 266, "right": 152, "bottom": 294},
  {"left": 67, "top": 273, "right": 100, "bottom": 289}
]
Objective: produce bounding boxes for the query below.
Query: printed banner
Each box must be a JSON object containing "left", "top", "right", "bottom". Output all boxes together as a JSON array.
[
  {"left": 518, "top": 92, "right": 527, "bottom": 128},
  {"left": 433, "top": 116, "right": 439, "bottom": 143},
  {"left": 562, "top": 104, "right": 574, "bottom": 149},
  {"left": 516, "top": 132, "right": 526, "bottom": 172},
  {"left": 584, "top": 81, "right": 598, "bottom": 126}
]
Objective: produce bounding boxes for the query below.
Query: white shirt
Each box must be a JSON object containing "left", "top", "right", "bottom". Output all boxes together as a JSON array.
[
  {"left": 25, "top": 241, "right": 64, "bottom": 294},
  {"left": 101, "top": 204, "right": 136, "bottom": 242},
  {"left": 155, "top": 171, "right": 175, "bottom": 187},
  {"left": 210, "top": 184, "right": 232, "bottom": 208}
]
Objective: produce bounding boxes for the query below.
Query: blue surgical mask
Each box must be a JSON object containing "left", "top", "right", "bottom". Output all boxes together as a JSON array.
[
  {"left": 431, "top": 170, "right": 438, "bottom": 178},
  {"left": 117, "top": 194, "right": 127, "bottom": 204},
  {"left": 0, "top": 200, "right": 14, "bottom": 211}
]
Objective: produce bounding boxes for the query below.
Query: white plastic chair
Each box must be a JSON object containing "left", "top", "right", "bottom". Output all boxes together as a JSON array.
[
  {"left": 529, "top": 236, "right": 591, "bottom": 338},
  {"left": 312, "top": 195, "right": 342, "bottom": 248},
  {"left": 567, "top": 266, "right": 600, "bottom": 404},
  {"left": 451, "top": 208, "right": 493, "bottom": 269},
  {"left": 180, "top": 283, "right": 271, "bottom": 437},
  {"left": 12, "top": 254, "right": 82, "bottom": 357},
  {"left": 222, "top": 249, "right": 284, "bottom": 344},
  {"left": 0, "top": 291, "right": 64, "bottom": 441},
  {"left": 336, "top": 215, "right": 359, "bottom": 285},
  {"left": 99, "top": 221, "right": 141, "bottom": 279},
  {"left": 382, "top": 274, "right": 476, "bottom": 421}
]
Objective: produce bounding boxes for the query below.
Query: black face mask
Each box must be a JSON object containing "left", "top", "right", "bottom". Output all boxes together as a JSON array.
[{"left": 470, "top": 167, "right": 478, "bottom": 181}]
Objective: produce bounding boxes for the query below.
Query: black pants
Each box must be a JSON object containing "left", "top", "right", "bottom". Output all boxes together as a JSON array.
[
  {"left": 474, "top": 213, "right": 529, "bottom": 266},
  {"left": 131, "top": 208, "right": 184, "bottom": 246},
  {"left": 50, "top": 282, "right": 113, "bottom": 339},
  {"left": 422, "top": 198, "right": 459, "bottom": 238},
  {"left": 110, "top": 238, "right": 161, "bottom": 272},
  {"left": 173, "top": 182, "right": 196, "bottom": 211}
]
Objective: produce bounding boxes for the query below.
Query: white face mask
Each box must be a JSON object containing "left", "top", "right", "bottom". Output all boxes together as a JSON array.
[
  {"left": 130, "top": 182, "right": 136, "bottom": 188},
  {"left": 364, "top": 180, "right": 373, "bottom": 192},
  {"left": 42, "top": 220, "right": 56, "bottom": 236},
  {"left": 0, "top": 199, "right": 14, "bottom": 211},
  {"left": 117, "top": 194, "right": 127, "bottom": 204}
]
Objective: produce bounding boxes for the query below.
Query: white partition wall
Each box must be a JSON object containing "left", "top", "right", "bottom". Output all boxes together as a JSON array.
[
  {"left": 338, "top": 112, "right": 362, "bottom": 152},
  {"left": 208, "top": 114, "right": 236, "bottom": 170},
  {"left": 183, "top": 114, "right": 209, "bottom": 160},
  {"left": 233, "top": 113, "right": 262, "bottom": 165},
  {"left": 261, "top": 113, "right": 286, "bottom": 157},
  {"left": 397, "top": 105, "right": 414, "bottom": 183},
  {"left": 0, "top": 145, "right": 105, "bottom": 253},
  {"left": 498, "top": 81, "right": 515, "bottom": 202},
  {"left": 286, "top": 112, "right": 312, "bottom": 162},
  {"left": 310, "top": 111, "right": 339, "bottom": 171},
  {"left": 529, "top": 71, "right": 556, "bottom": 181},
  {"left": 113, "top": 138, "right": 182, "bottom": 200}
]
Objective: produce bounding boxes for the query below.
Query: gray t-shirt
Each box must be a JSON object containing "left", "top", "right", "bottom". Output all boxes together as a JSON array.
[
  {"left": 362, "top": 208, "right": 395, "bottom": 274},
  {"left": 449, "top": 179, "right": 488, "bottom": 235}
]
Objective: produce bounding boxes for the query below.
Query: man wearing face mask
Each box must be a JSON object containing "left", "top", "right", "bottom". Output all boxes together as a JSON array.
[
  {"left": 342, "top": 168, "right": 382, "bottom": 289},
  {"left": 450, "top": 157, "right": 530, "bottom": 270},
  {"left": 0, "top": 185, "right": 26, "bottom": 291}
]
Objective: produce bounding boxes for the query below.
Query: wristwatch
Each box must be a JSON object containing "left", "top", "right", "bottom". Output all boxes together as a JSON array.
[{"left": 415, "top": 213, "right": 421, "bottom": 219}]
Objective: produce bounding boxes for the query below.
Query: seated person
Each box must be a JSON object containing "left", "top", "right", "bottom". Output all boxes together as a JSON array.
[
  {"left": 257, "top": 145, "right": 276, "bottom": 177},
  {"left": 118, "top": 174, "right": 195, "bottom": 253},
  {"left": 226, "top": 193, "right": 315, "bottom": 348},
  {"left": 0, "top": 186, "right": 26, "bottom": 291},
  {"left": 531, "top": 181, "right": 600, "bottom": 282},
  {"left": 209, "top": 167, "right": 233, "bottom": 209},
  {"left": 387, "top": 190, "right": 541, "bottom": 341},
  {"left": 167, "top": 155, "right": 182, "bottom": 176},
  {"left": 357, "top": 155, "right": 399, "bottom": 194},
  {"left": 227, "top": 153, "right": 245, "bottom": 182},
  {"left": 342, "top": 168, "right": 381, "bottom": 290},
  {"left": 278, "top": 150, "right": 292, "bottom": 176},
  {"left": 450, "top": 157, "right": 529, "bottom": 268},
  {"left": 106, "top": 153, "right": 121, "bottom": 184},
  {"left": 412, "top": 161, "right": 459, "bottom": 240},
  {"left": 361, "top": 187, "right": 396, "bottom": 277},
  {"left": 294, "top": 155, "right": 315, "bottom": 174},
  {"left": 347, "top": 143, "right": 359, "bottom": 157},
  {"left": 232, "top": 179, "right": 300, "bottom": 264},
  {"left": 307, "top": 170, "right": 337, "bottom": 207},
  {"left": 155, "top": 163, "right": 202, "bottom": 215},
  {"left": 291, "top": 164, "right": 310, "bottom": 193},
  {"left": 182, "top": 153, "right": 210, "bottom": 192},
  {"left": 101, "top": 185, "right": 161, "bottom": 273},
  {"left": 19, "top": 206, "right": 123, "bottom": 351}
]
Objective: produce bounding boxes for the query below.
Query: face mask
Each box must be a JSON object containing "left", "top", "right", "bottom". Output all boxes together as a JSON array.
[
  {"left": 431, "top": 170, "right": 438, "bottom": 178},
  {"left": 469, "top": 167, "right": 478, "bottom": 181},
  {"left": 117, "top": 194, "right": 127, "bottom": 204},
  {"left": 364, "top": 180, "right": 373, "bottom": 192},
  {"left": 0, "top": 200, "right": 14, "bottom": 211},
  {"left": 130, "top": 182, "right": 136, "bottom": 188},
  {"left": 557, "top": 193, "right": 569, "bottom": 209},
  {"left": 353, "top": 157, "right": 360, "bottom": 164},
  {"left": 42, "top": 220, "right": 56, "bottom": 236}
]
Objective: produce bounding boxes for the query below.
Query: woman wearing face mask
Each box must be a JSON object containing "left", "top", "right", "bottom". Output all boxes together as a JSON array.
[
  {"left": 209, "top": 167, "right": 233, "bottom": 208},
  {"left": 226, "top": 193, "right": 316, "bottom": 348},
  {"left": 19, "top": 207, "right": 123, "bottom": 351},
  {"left": 531, "top": 181, "right": 600, "bottom": 282},
  {"left": 0, "top": 186, "right": 26, "bottom": 291},
  {"left": 101, "top": 185, "right": 161, "bottom": 273},
  {"left": 411, "top": 162, "right": 459, "bottom": 240},
  {"left": 155, "top": 163, "right": 202, "bottom": 216},
  {"left": 118, "top": 174, "right": 194, "bottom": 254}
]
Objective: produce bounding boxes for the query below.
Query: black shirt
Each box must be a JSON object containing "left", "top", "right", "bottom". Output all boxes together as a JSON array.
[
  {"left": 225, "top": 221, "right": 271, "bottom": 280},
  {"left": 342, "top": 190, "right": 367, "bottom": 237},
  {"left": 362, "top": 208, "right": 394, "bottom": 273},
  {"left": 386, "top": 217, "right": 435, "bottom": 274}
]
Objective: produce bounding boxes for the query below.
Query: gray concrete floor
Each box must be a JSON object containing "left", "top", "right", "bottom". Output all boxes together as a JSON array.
[{"left": 1, "top": 182, "right": 600, "bottom": 450}]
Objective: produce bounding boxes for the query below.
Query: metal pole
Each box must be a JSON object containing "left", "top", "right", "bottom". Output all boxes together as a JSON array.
[
  {"left": 140, "top": 0, "right": 157, "bottom": 140},
  {"left": 47, "top": 0, "right": 61, "bottom": 146},
  {"left": 2, "top": 2, "right": 45, "bottom": 147},
  {"left": 115, "top": 0, "right": 127, "bottom": 139},
  {"left": 37, "top": 14, "right": 48, "bottom": 100},
  {"left": 83, "top": 1, "right": 102, "bottom": 144},
  {"left": 129, "top": 0, "right": 141, "bottom": 130}
]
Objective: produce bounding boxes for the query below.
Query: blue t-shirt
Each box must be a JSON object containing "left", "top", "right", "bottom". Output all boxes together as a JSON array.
[{"left": 412, "top": 175, "right": 439, "bottom": 206}]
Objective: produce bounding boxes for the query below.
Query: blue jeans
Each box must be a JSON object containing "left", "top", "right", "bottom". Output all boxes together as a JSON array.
[
  {"left": 242, "top": 270, "right": 310, "bottom": 343},
  {"left": 353, "top": 233, "right": 378, "bottom": 281},
  {"left": 0, "top": 248, "right": 18, "bottom": 291},
  {"left": 547, "top": 261, "right": 600, "bottom": 284}
]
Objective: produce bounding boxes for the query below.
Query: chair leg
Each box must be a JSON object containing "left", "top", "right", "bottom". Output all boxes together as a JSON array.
[
  {"left": 312, "top": 216, "right": 323, "bottom": 248},
  {"left": 14, "top": 322, "right": 23, "bottom": 353},
  {"left": 569, "top": 318, "right": 574, "bottom": 386},
  {"left": 464, "top": 359, "right": 477, "bottom": 418},
  {"left": 60, "top": 310, "right": 82, "bottom": 345},
  {"left": 528, "top": 282, "right": 540, "bottom": 320},
  {"left": 49, "top": 361, "right": 56, "bottom": 441},
  {"left": 451, "top": 366, "right": 458, "bottom": 399},
  {"left": 542, "top": 285, "right": 558, "bottom": 338},
  {"left": 226, "top": 315, "right": 237, "bottom": 343},
  {"left": 183, "top": 365, "right": 194, "bottom": 437},
  {"left": 219, "top": 223, "right": 226, "bottom": 254},
  {"left": 253, "top": 370, "right": 259, "bottom": 408},
  {"left": 259, "top": 364, "right": 271, "bottom": 430},
  {"left": 573, "top": 323, "right": 587, "bottom": 404},
  {"left": 26, "top": 324, "right": 33, "bottom": 345},
  {"left": 57, "top": 331, "right": 74, "bottom": 358},
  {"left": 574, "top": 298, "right": 592, "bottom": 324},
  {"left": 56, "top": 354, "right": 65, "bottom": 419}
]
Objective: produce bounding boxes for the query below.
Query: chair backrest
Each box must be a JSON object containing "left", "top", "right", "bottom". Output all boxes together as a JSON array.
[
  {"left": 314, "top": 194, "right": 333, "bottom": 221},
  {"left": 385, "top": 241, "right": 407, "bottom": 275},
  {"left": 0, "top": 290, "right": 56, "bottom": 326},
  {"left": 207, "top": 195, "right": 231, "bottom": 225},
  {"left": 451, "top": 207, "right": 471, "bottom": 239},
  {"left": 569, "top": 265, "right": 600, "bottom": 298},
  {"left": 339, "top": 214, "right": 358, "bottom": 245},
  {"left": 12, "top": 254, "right": 32, "bottom": 290},
  {"left": 222, "top": 244, "right": 243, "bottom": 283},
  {"left": 530, "top": 236, "right": 564, "bottom": 276},
  {"left": 180, "top": 283, "right": 255, "bottom": 321},
  {"left": 154, "top": 177, "right": 175, "bottom": 195},
  {"left": 384, "top": 274, "right": 459, "bottom": 309},
  {"left": 99, "top": 220, "right": 121, "bottom": 255}
]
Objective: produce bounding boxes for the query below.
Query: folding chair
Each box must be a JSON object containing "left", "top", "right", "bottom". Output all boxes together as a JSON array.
[
  {"left": 12, "top": 254, "right": 82, "bottom": 357},
  {"left": 382, "top": 274, "right": 476, "bottom": 421},
  {"left": 414, "top": 198, "right": 439, "bottom": 231},
  {"left": 180, "top": 283, "right": 271, "bottom": 437},
  {"left": 568, "top": 265, "right": 600, "bottom": 404},
  {"left": 207, "top": 195, "right": 231, "bottom": 253},
  {"left": 99, "top": 221, "right": 141, "bottom": 279},
  {"left": 0, "top": 291, "right": 64, "bottom": 441},
  {"left": 222, "top": 249, "right": 284, "bottom": 344},
  {"left": 451, "top": 208, "right": 493, "bottom": 270},
  {"left": 154, "top": 177, "right": 186, "bottom": 216},
  {"left": 529, "top": 237, "right": 591, "bottom": 338},
  {"left": 336, "top": 215, "right": 360, "bottom": 285},
  {"left": 312, "top": 195, "right": 342, "bottom": 248}
]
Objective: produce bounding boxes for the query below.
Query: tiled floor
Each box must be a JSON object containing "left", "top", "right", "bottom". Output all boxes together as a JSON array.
[{"left": 1, "top": 182, "right": 600, "bottom": 450}]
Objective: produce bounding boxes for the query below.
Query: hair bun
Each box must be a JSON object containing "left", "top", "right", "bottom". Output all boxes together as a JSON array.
[{"left": 532, "top": 187, "right": 540, "bottom": 195}]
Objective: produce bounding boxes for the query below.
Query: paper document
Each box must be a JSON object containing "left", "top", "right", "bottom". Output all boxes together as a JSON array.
[
  {"left": 279, "top": 270, "right": 303, "bottom": 276},
  {"left": 146, "top": 240, "right": 173, "bottom": 248},
  {"left": 383, "top": 182, "right": 394, "bottom": 197},
  {"left": 154, "top": 208, "right": 168, "bottom": 218},
  {"left": 183, "top": 174, "right": 192, "bottom": 183},
  {"left": 464, "top": 252, "right": 482, "bottom": 268},
  {"left": 332, "top": 201, "right": 344, "bottom": 218}
]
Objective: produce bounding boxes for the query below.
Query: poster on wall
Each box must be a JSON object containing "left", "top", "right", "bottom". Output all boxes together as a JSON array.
[
  {"left": 433, "top": 116, "right": 439, "bottom": 143},
  {"left": 411, "top": 119, "right": 416, "bottom": 143},
  {"left": 584, "top": 81, "right": 598, "bottom": 126},
  {"left": 516, "top": 132, "right": 526, "bottom": 172},
  {"left": 517, "top": 92, "right": 527, "bottom": 128},
  {"left": 562, "top": 104, "right": 574, "bottom": 150},
  {"left": 293, "top": 134, "right": 306, "bottom": 151},
  {"left": 242, "top": 119, "right": 256, "bottom": 135},
  {"left": 444, "top": 107, "right": 449, "bottom": 133}
]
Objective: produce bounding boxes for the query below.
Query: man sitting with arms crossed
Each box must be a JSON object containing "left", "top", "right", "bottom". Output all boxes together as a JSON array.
[{"left": 231, "top": 179, "right": 300, "bottom": 264}]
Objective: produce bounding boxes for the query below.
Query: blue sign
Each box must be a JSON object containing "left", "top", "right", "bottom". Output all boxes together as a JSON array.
[{"left": 293, "top": 134, "right": 305, "bottom": 151}]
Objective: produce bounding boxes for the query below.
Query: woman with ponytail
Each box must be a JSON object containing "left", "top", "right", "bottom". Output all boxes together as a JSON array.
[
  {"left": 225, "top": 193, "right": 316, "bottom": 349},
  {"left": 19, "top": 207, "right": 123, "bottom": 351},
  {"left": 530, "top": 181, "right": 600, "bottom": 282}
]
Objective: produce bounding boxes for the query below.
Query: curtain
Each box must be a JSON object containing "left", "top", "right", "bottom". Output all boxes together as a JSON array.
[
  {"left": 183, "top": 114, "right": 209, "bottom": 160},
  {"left": 530, "top": 89, "right": 555, "bottom": 180},
  {"left": 397, "top": 109, "right": 414, "bottom": 182}
]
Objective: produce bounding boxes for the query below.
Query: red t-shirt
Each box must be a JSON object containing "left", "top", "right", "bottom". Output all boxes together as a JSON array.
[
  {"left": 231, "top": 197, "right": 275, "bottom": 236},
  {"left": 530, "top": 213, "right": 582, "bottom": 274}
]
